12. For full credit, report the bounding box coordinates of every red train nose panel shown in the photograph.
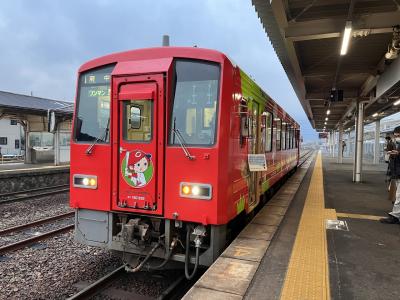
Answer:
[111,74,166,216]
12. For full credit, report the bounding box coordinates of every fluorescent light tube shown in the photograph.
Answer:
[340,21,352,56]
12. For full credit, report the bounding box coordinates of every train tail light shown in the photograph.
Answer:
[180,183,212,200]
[73,175,98,189]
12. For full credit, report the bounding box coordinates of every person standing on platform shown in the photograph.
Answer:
[342,140,346,157]
[381,127,400,224]
[384,135,396,163]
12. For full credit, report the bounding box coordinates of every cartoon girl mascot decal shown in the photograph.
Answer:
[123,150,153,188]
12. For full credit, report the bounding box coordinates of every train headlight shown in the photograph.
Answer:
[182,185,191,195]
[73,174,98,189]
[191,186,200,196]
[180,182,212,200]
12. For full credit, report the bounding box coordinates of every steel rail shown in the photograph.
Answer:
[0,184,69,198]
[0,211,74,236]
[0,187,70,205]
[298,150,314,167]
[157,275,187,300]
[68,265,188,300]
[0,224,74,255]
[66,265,126,300]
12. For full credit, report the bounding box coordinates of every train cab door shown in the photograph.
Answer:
[115,77,164,215]
[248,101,260,208]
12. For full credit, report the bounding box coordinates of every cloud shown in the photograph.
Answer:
[0,0,316,141]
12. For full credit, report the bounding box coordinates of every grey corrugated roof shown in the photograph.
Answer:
[0,90,73,114]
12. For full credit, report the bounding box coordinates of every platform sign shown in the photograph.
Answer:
[248,154,267,171]
[319,132,328,139]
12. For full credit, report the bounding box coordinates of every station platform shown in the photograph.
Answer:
[184,151,400,300]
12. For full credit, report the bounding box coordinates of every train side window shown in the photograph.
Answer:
[290,127,295,149]
[123,100,152,142]
[288,126,292,149]
[275,118,281,150]
[265,112,272,152]
[281,123,286,150]
[292,127,295,149]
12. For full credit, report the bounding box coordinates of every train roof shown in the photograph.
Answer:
[79,46,299,128]
[79,47,232,73]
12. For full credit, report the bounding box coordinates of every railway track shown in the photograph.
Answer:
[0,212,74,255]
[299,150,314,166]
[0,184,70,205]
[67,265,187,300]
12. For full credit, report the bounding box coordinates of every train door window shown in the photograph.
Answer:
[281,123,286,150]
[123,100,152,142]
[264,112,272,152]
[287,126,292,149]
[275,118,281,150]
[130,106,141,129]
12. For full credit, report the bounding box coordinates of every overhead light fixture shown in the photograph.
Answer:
[340,21,352,56]
[325,117,328,121]
[372,112,378,117]
[327,109,331,115]
[324,122,327,125]
[394,99,400,106]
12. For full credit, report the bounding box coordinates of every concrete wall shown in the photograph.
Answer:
[0,167,69,194]
[0,118,24,156]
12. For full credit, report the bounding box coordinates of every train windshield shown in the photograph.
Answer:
[169,60,220,146]
[74,64,115,143]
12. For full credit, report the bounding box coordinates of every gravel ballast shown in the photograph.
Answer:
[0,193,72,230]
[0,232,121,300]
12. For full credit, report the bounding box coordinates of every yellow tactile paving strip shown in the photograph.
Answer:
[280,151,334,300]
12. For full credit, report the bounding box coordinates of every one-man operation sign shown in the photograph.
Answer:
[248,154,267,171]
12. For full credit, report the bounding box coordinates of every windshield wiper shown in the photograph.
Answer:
[85,118,110,155]
[172,128,195,160]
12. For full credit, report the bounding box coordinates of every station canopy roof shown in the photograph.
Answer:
[252,0,400,131]
[0,90,73,118]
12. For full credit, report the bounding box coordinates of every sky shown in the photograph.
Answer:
[0,0,317,141]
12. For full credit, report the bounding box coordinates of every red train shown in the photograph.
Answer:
[70,47,300,277]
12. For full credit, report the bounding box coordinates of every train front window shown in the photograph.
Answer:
[169,60,220,146]
[74,65,115,143]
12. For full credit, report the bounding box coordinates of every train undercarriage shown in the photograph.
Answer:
[75,209,227,279]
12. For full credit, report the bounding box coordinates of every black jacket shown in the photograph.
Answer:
[389,143,400,178]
